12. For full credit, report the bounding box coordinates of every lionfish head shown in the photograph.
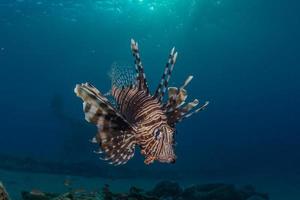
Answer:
[154,125,177,164]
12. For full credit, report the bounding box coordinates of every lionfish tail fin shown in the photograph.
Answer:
[154,46,178,102]
[74,83,136,165]
[131,39,149,94]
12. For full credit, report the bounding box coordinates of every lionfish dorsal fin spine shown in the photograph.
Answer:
[163,75,193,110]
[154,47,178,102]
[131,39,149,94]
[164,74,209,126]
[180,75,193,90]
[182,101,209,119]
[176,101,210,124]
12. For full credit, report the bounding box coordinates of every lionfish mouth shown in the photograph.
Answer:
[157,155,176,164]
[156,147,177,163]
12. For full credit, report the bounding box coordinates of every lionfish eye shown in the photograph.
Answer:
[154,129,161,140]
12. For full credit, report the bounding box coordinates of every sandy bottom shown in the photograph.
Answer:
[1,169,300,200]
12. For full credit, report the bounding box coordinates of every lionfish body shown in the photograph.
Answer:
[74,39,209,165]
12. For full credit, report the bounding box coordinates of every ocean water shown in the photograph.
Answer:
[0,0,299,199]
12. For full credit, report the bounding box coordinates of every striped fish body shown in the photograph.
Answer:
[74,39,209,165]
[112,86,175,164]
[112,86,165,125]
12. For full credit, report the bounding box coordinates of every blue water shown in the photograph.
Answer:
[0,0,300,198]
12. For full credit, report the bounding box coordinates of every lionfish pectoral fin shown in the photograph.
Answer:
[131,39,149,93]
[74,83,136,165]
[99,132,137,165]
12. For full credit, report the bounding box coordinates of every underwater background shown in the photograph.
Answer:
[0,0,299,199]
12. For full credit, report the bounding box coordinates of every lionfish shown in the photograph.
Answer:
[74,39,209,165]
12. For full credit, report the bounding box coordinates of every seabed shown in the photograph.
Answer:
[1,169,300,200]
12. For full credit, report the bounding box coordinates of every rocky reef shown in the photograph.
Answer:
[0,181,10,200]
[148,181,269,200]
[2,180,268,200]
